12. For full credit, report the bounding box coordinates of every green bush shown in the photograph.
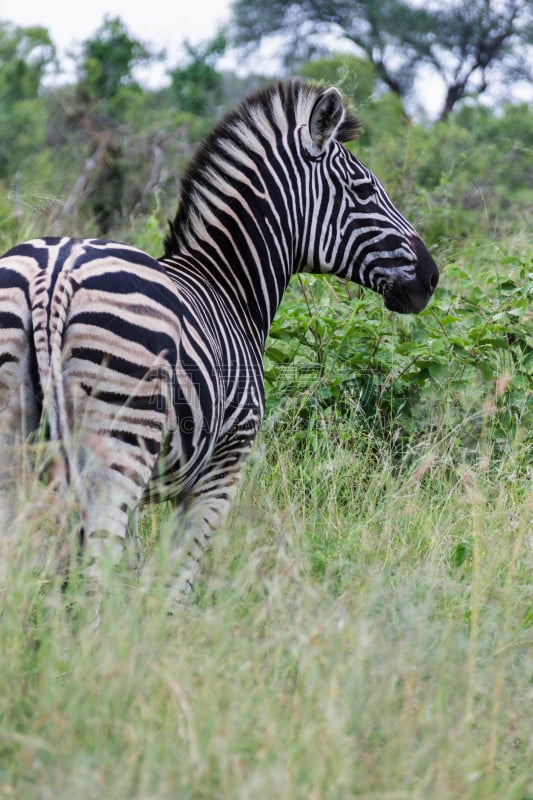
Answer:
[265,249,533,462]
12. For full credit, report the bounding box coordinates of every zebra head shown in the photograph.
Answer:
[299,87,439,314]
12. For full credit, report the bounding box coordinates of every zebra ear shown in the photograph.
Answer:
[307,87,345,154]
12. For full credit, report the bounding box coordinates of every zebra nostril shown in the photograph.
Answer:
[410,237,439,296]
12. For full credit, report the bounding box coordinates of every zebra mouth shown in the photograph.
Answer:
[383,284,432,314]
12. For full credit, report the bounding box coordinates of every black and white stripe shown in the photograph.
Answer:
[0,82,438,599]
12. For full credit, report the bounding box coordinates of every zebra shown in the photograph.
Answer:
[0,81,438,604]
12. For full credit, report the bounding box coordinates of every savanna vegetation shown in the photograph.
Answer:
[0,7,532,798]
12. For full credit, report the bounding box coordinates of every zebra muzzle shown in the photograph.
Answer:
[385,238,439,314]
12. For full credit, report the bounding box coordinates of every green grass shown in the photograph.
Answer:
[1,404,531,800]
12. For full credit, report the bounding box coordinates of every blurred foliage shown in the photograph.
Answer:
[169,33,228,116]
[0,23,55,179]
[0,19,531,243]
[0,22,56,103]
[76,16,159,104]
[298,55,377,108]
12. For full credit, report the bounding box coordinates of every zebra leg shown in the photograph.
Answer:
[60,391,165,601]
[170,486,239,599]
[165,440,253,606]
[70,431,160,590]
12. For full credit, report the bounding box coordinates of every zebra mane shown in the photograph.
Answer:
[163,81,361,256]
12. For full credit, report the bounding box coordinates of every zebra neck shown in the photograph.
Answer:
[161,247,291,350]
[163,222,295,349]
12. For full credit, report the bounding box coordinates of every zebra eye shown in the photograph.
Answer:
[354,179,376,201]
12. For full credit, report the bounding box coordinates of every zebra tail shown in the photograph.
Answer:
[32,266,76,484]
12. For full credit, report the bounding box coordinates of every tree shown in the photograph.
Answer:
[298,54,378,108]
[228,0,533,118]
[0,22,56,179]
[412,0,533,118]
[76,16,157,102]
[0,22,56,103]
[56,17,162,232]
[168,33,228,116]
